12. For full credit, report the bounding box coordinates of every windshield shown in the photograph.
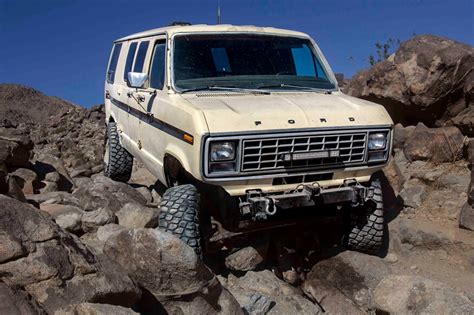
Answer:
[172,34,336,92]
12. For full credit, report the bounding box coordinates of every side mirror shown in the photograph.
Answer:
[128,72,148,88]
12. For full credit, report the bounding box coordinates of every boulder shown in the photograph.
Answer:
[55,303,138,315]
[225,246,265,272]
[26,191,81,207]
[223,270,321,314]
[373,275,474,314]
[304,250,392,309]
[0,127,33,168]
[72,175,146,213]
[468,139,474,169]
[397,218,451,249]
[451,106,474,136]
[116,203,159,228]
[10,168,38,194]
[404,123,464,163]
[0,195,141,313]
[399,179,427,208]
[459,203,474,231]
[33,153,74,192]
[39,203,85,233]
[303,277,365,314]
[103,228,242,314]
[6,176,27,202]
[345,35,474,130]
[0,282,45,315]
[393,123,415,149]
[82,208,117,232]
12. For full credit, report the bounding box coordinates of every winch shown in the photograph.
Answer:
[239,179,372,221]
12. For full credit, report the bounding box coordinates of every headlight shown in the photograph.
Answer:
[368,133,387,150]
[210,142,235,161]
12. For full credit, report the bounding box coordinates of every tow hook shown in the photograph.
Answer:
[240,181,368,221]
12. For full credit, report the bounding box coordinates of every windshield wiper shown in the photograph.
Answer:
[257,83,332,94]
[181,85,270,95]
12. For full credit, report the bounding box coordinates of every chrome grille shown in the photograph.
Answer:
[241,132,367,172]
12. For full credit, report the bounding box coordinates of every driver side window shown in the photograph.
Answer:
[149,40,166,89]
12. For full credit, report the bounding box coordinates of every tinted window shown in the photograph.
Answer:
[124,42,137,82]
[107,43,122,84]
[133,41,149,72]
[150,41,166,89]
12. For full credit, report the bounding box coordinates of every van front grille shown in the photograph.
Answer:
[241,132,367,172]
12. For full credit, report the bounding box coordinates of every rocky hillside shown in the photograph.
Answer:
[1,35,474,313]
[0,84,78,127]
[345,35,473,135]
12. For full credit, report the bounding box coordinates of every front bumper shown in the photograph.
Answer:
[239,179,373,221]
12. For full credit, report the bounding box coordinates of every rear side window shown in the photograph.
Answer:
[124,42,138,82]
[149,41,166,89]
[133,41,149,72]
[107,43,122,84]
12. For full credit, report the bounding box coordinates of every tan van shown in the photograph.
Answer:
[104,24,393,256]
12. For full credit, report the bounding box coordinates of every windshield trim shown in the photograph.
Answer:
[169,31,339,94]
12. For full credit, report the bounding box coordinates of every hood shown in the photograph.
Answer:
[181,91,393,134]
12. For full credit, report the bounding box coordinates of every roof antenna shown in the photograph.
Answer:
[217,0,222,24]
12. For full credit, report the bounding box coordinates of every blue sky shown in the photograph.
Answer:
[1,0,472,107]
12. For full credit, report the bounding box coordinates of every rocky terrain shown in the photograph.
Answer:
[1,34,474,314]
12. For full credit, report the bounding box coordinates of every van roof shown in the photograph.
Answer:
[114,24,310,42]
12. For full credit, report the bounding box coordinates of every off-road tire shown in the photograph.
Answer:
[158,184,202,256]
[103,121,133,182]
[345,179,384,254]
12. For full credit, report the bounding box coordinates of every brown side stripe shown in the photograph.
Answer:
[110,97,194,145]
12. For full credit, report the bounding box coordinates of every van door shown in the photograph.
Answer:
[105,42,131,142]
[132,37,168,183]
[124,40,150,151]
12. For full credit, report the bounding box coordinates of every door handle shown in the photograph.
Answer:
[105,90,111,99]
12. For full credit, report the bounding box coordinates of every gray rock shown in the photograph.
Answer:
[6,176,27,202]
[303,277,365,314]
[0,282,45,315]
[82,208,116,232]
[400,179,427,208]
[0,127,33,168]
[103,228,242,314]
[55,303,138,315]
[45,171,61,183]
[398,218,451,249]
[97,223,127,243]
[26,191,81,207]
[34,153,74,192]
[393,123,415,149]
[393,149,411,186]
[116,203,159,228]
[459,203,474,231]
[225,270,321,314]
[304,250,392,309]
[73,175,146,212]
[373,275,474,314]
[39,203,84,233]
[225,246,265,272]
[438,173,471,194]
[10,167,38,194]
[0,195,140,313]
[39,180,59,193]
[73,176,93,188]
[134,186,153,204]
